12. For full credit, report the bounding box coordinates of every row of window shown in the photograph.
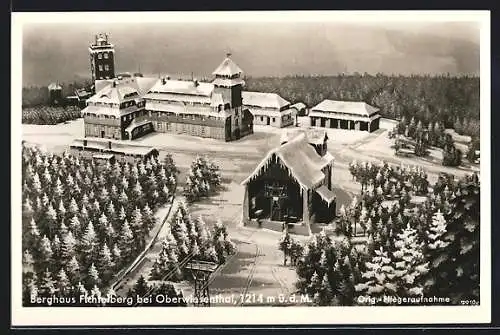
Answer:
[98,64,111,71]
[97,52,110,60]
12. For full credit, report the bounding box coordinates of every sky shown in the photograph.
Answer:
[22,21,480,87]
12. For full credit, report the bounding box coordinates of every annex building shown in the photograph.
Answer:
[309,100,381,132]
[242,91,295,128]
[241,128,336,235]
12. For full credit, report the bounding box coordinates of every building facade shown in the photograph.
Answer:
[89,33,116,83]
[141,54,253,141]
[309,100,381,132]
[242,91,295,128]
[241,129,336,235]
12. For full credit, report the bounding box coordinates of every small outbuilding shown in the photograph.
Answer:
[309,100,381,132]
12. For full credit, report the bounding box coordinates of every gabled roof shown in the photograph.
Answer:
[212,56,243,76]
[241,133,334,190]
[242,91,290,109]
[311,100,379,117]
[87,82,140,104]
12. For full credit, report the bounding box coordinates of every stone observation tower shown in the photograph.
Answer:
[89,33,115,83]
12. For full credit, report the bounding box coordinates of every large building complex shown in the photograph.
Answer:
[241,128,336,235]
[309,100,381,132]
[242,91,295,128]
[141,54,253,141]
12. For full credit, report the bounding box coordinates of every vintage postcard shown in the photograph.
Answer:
[11,10,490,326]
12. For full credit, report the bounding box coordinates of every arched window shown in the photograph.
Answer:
[104,52,108,59]
[97,53,102,59]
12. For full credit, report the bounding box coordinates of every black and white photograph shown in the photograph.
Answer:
[11,10,490,325]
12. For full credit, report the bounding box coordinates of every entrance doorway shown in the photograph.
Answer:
[267,117,270,125]
[101,130,105,138]
[270,197,282,221]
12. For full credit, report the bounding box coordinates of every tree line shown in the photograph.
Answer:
[245,74,479,138]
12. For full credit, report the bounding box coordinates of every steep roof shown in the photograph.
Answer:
[311,100,379,117]
[212,56,243,76]
[87,82,140,104]
[241,133,334,190]
[242,91,290,109]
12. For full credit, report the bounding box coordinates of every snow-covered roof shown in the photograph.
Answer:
[242,91,290,110]
[95,77,159,97]
[241,133,334,190]
[88,79,143,105]
[212,77,245,87]
[212,56,243,76]
[48,83,62,90]
[311,100,379,117]
[291,102,307,110]
[316,185,336,204]
[148,79,214,97]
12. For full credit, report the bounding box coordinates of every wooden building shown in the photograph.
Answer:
[142,54,253,141]
[310,100,381,132]
[81,75,157,140]
[242,91,295,128]
[241,129,336,235]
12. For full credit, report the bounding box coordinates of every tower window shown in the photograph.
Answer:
[104,52,108,59]
[98,53,102,59]
[104,64,109,71]
[98,65,103,71]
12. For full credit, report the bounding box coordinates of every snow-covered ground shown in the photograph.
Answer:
[22,118,84,152]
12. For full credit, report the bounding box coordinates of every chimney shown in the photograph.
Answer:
[226,52,232,58]
[194,78,199,87]
[161,77,166,85]
[112,80,117,88]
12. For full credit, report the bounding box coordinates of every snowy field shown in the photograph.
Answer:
[22,118,84,152]
[296,116,372,145]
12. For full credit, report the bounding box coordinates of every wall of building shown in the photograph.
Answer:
[152,120,226,140]
[84,123,122,139]
[310,115,380,133]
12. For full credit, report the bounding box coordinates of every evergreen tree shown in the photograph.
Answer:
[86,263,100,288]
[133,275,149,297]
[39,268,56,298]
[392,224,429,299]
[56,269,71,296]
[354,247,397,305]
